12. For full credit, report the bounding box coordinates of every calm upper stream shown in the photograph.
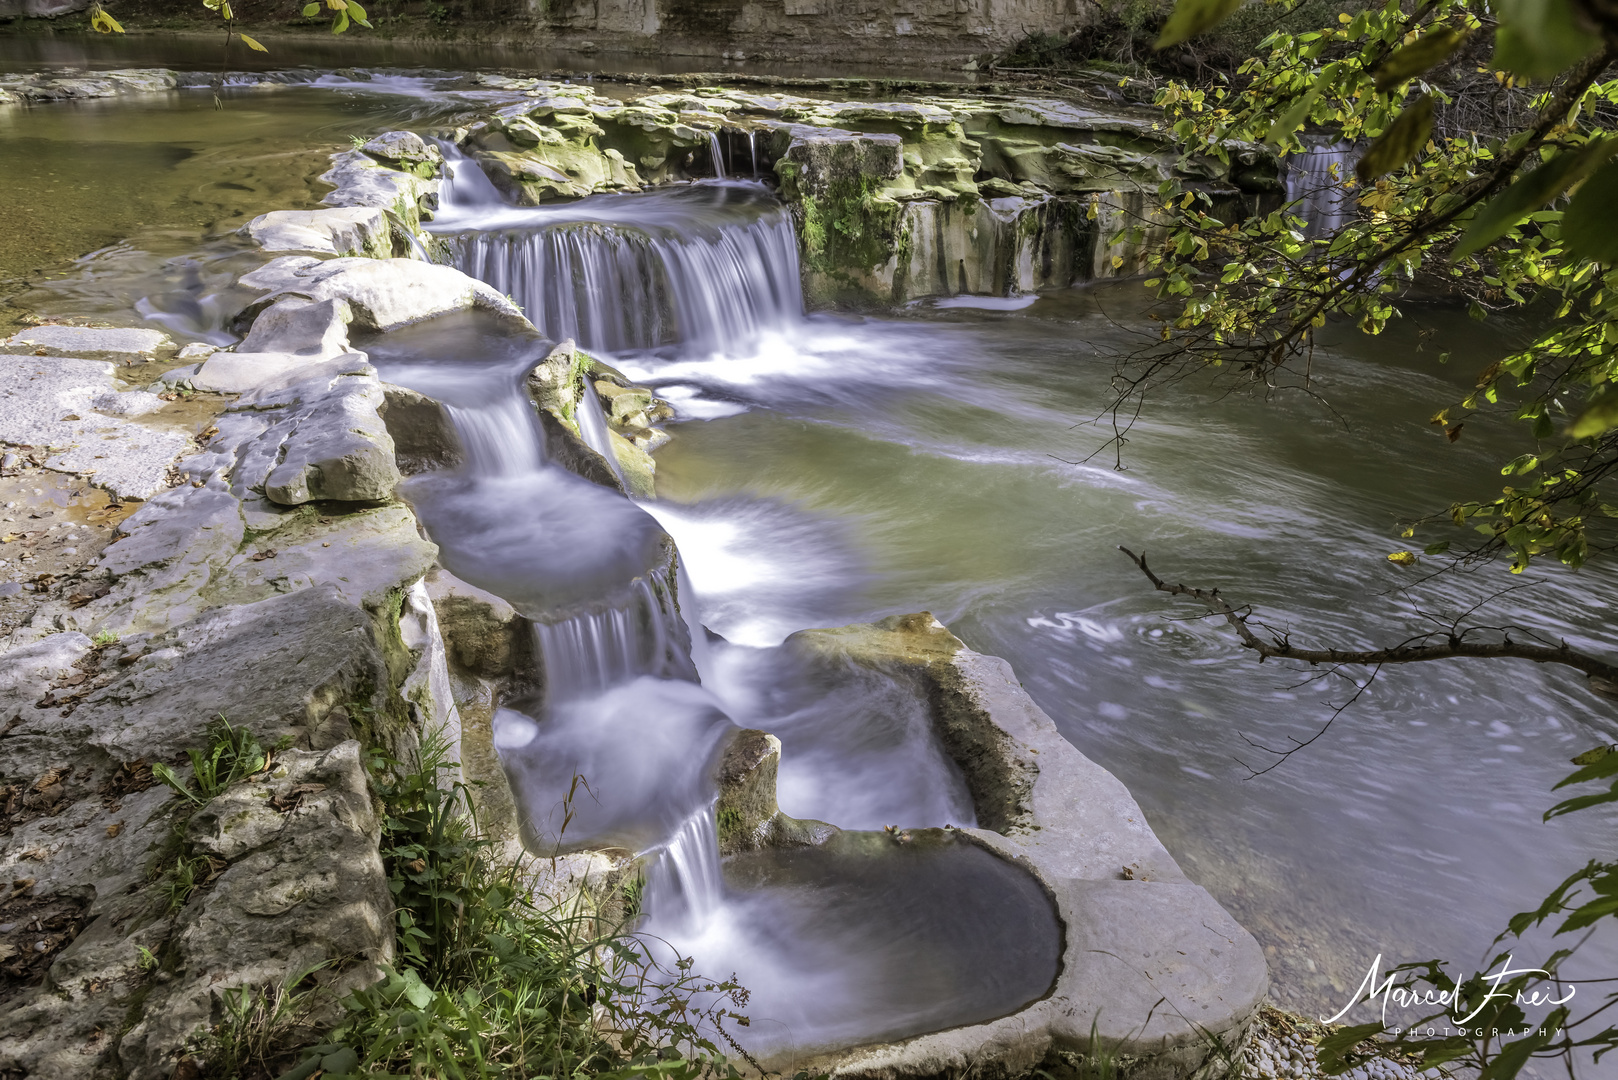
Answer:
[5,53,1617,1043]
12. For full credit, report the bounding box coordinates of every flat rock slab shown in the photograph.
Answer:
[0,68,176,104]
[0,356,191,500]
[2,325,171,360]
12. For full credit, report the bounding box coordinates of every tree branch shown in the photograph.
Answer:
[1118,546,1618,691]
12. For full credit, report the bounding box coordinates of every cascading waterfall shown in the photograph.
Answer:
[1286,140,1356,236]
[574,383,627,487]
[531,575,690,703]
[708,132,727,180]
[371,162,1061,1058]
[443,396,546,476]
[429,148,803,355]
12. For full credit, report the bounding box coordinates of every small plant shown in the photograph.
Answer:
[161,854,213,912]
[135,944,159,973]
[91,629,118,647]
[192,962,334,1079]
[349,134,367,150]
[152,716,271,805]
[274,735,754,1079]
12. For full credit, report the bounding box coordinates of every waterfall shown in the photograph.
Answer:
[575,381,628,488]
[1286,141,1356,237]
[532,575,694,704]
[435,142,508,209]
[747,130,758,179]
[428,148,804,355]
[642,806,724,934]
[709,132,727,180]
[443,396,545,476]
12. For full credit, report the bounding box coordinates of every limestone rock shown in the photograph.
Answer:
[320,149,438,232]
[380,385,464,475]
[242,296,354,357]
[425,566,523,680]
[244,208,393,258]
[192,349,363,395]
[363,130,443,171]
[0,354,192,500]
[0,69,175,102]
[2,324,169,359]
[715,728,838,856]
[260,374,401,505]
[121,741,391,1080]
[239,256,528,333]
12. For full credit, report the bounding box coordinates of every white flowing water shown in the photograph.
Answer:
[1286,139,1357,236]
[430,149,802,354]
[363,292,1050,1057]
[574,378,627,487]
[26,76,1614,1050]
[416,169,1618,1031]
[708,131,727,180]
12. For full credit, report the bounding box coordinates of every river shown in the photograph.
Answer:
[3,52,1615,1038]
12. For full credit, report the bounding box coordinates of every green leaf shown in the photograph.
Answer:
[1267,68,1332,144]
[1374,26,1469,91]
[1480,1009,1564,1079]
[1570,385,1618,439]
[320,1047,361,1075]
[237,31,266,51]
[401,968,435,1009]
[1452,139,1618,260]
[1355,94,1435,182]
[1492,0,1598,81]
[331,7,349,32]
[346,0,370,25]
[1561,159,1618,263]
[1155,0,1244,49]
[302,2,318,13]
[1316,1022,1385,1074]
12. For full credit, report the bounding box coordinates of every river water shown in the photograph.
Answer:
[5,61,1617,1045]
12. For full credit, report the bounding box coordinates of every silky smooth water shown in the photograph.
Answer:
[10,74,1616,1041]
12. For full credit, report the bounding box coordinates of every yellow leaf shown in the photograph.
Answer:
[1387,551,1419,567]
[237,31,267,51]
[1111,255,1125,269]
[89,6,124,32]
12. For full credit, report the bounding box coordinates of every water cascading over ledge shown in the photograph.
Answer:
[435,179,804,354]
[360,128,1267,1075]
